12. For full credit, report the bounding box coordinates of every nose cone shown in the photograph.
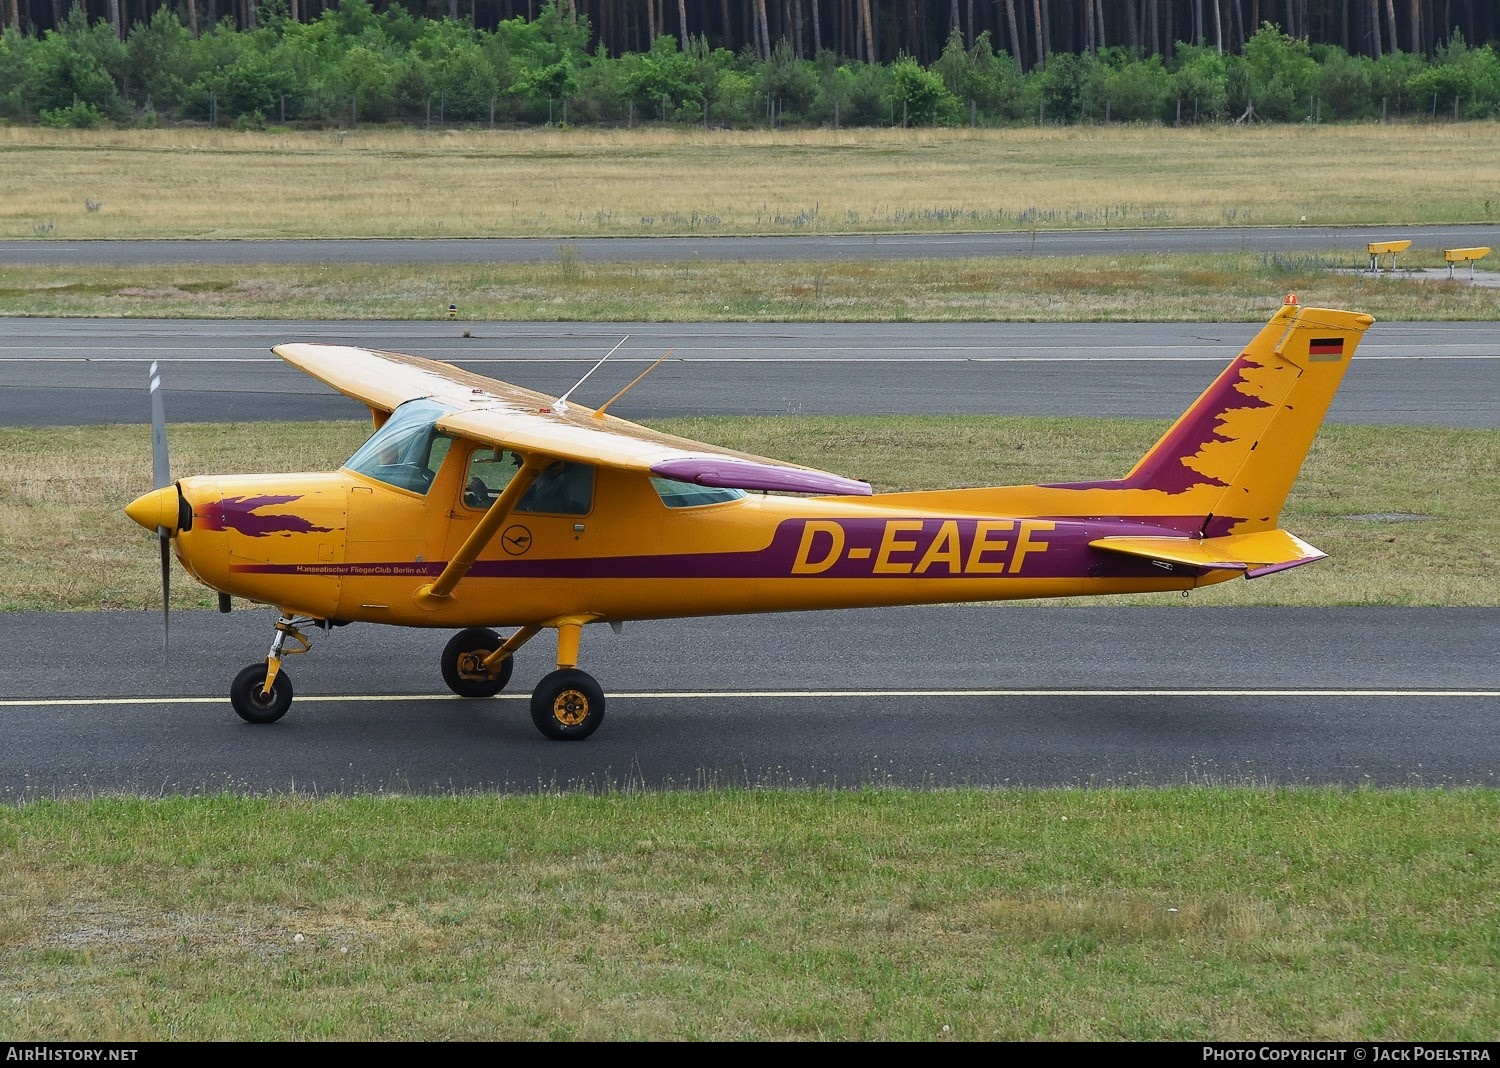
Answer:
[126,486,180,533]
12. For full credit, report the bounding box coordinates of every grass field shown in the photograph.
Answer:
[5,253,1499,322]
[4,124,1500,241]
[4,123,1497,324]
[2,790,1496,1041]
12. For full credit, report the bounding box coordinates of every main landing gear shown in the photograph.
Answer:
[437,620,606,741]
[229,615,607,741]
[527,669,606,742]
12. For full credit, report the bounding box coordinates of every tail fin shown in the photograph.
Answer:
[873,302,1373,553]
[1056,301,1373,536]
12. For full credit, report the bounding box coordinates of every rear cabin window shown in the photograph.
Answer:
[650,477,746,508]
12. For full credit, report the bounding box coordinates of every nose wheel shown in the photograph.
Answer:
[230,663,293,724]
[229,614,312,725]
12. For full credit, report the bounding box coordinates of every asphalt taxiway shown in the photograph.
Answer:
[2,606,1495,798]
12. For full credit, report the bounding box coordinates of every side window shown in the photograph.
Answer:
[461,451,596,516]
[518,460,594,516]
[650,476,747,508]
[463,448,520,509]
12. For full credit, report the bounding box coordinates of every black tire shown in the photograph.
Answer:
[530,669,606,741]
[230,663,293,724]
[441,627,514,698]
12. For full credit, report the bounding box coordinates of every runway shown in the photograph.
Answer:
[3,317,1497,427]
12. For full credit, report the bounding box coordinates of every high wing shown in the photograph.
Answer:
[273,342,872,497]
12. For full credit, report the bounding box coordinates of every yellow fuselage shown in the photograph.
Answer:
[162,457,1217,630]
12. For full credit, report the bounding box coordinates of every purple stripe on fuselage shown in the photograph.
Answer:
[230,517,1207,582]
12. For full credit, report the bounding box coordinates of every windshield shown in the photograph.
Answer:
[344,398,456,495]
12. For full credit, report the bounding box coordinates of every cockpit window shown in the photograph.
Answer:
[650,476,746,508]
[461,451,596,516]
[344,398,456,495]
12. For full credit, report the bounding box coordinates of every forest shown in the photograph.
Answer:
[2,0,1499,128]
[5,2,1500,64]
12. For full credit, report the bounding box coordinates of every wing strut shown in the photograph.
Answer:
[414,457,547,609]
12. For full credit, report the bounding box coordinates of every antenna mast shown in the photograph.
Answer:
[553,336,629,413]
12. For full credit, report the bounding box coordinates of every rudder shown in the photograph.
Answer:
[1109,302,1373,536]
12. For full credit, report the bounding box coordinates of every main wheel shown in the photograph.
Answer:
[530,669,606,741]
[230,663,293,724]
[441,627,514,698]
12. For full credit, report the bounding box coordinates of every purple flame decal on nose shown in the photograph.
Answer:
[200,495,335,538]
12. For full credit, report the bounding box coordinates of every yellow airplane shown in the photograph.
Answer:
[126,297,1373,741]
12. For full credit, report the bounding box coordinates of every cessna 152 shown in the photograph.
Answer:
[126,298,1372,741]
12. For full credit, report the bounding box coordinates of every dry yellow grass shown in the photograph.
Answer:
[3,123,1499,240]
[2,418,1494,611]
[4,254,1498,322]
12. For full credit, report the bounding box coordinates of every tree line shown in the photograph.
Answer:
[3,0,1498,129]
[6,1,1500,66]
[4,2,1499,67]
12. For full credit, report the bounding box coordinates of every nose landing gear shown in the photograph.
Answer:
[230,662,293,724]
[229,615,313,724]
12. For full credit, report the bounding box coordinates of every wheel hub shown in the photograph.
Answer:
[552,690,589,726]
[458,650,493,680]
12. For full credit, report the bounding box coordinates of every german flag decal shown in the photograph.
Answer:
[1308,337,1344,361]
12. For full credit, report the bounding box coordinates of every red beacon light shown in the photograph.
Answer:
[1284,292,1299,305]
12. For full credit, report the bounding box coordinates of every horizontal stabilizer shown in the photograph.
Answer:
[1090,529,1326,578]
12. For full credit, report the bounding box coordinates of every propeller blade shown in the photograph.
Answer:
[149,360,170,489]
[149,360,172,652]
[160,530,171,652]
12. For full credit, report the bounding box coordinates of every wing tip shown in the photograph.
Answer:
[652,457,872,496]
